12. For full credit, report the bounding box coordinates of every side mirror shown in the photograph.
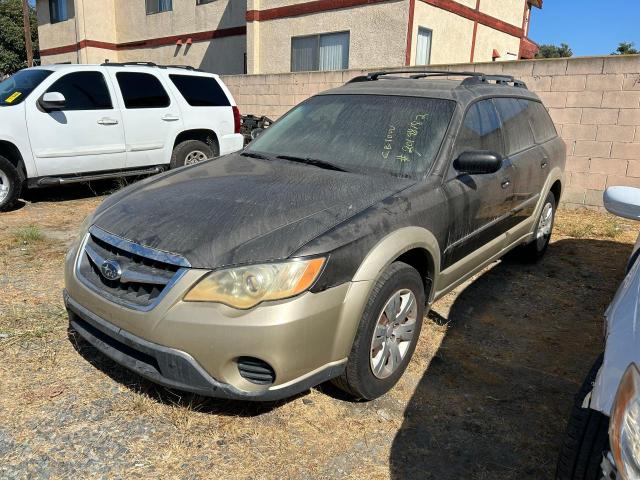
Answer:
[250,128,264,140]
[453,151,503,175]
[39,91,66,111]
[604,186,640,220]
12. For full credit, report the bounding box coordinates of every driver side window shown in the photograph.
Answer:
[453,99,504,160]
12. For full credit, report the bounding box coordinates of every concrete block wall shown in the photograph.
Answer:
[222,55,640,209]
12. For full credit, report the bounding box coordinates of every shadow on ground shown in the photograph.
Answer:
[390,238,631,480]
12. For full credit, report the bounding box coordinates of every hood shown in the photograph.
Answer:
[93,154,415,268]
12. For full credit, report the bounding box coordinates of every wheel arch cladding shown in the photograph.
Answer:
[0,141,26,180]
[352,226,440,302]
[174,129,219,152]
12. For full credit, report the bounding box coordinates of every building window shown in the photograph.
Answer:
[415,27,432,65]
[291,32,350,72]
[49,0,69,23]
[146,0,172,15]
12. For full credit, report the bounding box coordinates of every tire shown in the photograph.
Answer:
[517,190,556,262]
[0,155,22,212]
[170,140,216,169]
[556,354,610,480]
[332,261,425,400]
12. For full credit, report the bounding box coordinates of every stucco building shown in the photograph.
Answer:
[37,0,542,74]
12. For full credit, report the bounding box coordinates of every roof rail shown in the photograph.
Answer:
[100,61,204,72]
[460,74,528,89]
[346,69,528,89]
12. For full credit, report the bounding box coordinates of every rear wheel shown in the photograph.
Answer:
[170,140,216,169]
[0,155,22,212]
[332,262,425,400]
[556,354,610,480]
[518,190,556,262]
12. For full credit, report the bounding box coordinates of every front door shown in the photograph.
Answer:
[442,99,514,269]
[25,70,126,177]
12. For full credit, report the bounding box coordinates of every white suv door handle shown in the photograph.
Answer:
[161,114,180,122]
[97,118,119,126]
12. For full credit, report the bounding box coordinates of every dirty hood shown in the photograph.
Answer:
[92,154,415,268]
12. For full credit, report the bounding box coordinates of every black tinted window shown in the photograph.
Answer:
[116,72,170,109]
[524,100,557,143]
[46,71,112,111]
[494,98,535,155]
[247,94,455,178]
[169,74,230,107]
[454,100,504,158]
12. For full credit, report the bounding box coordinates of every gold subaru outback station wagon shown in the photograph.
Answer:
[64,71,566,401]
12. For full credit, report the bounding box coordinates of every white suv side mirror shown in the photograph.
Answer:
[604,186,640,220]
[39,91,66,111]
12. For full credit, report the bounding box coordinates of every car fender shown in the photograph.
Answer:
[329,227,440,360]
[589,254,640,416]
[0,105,37,178]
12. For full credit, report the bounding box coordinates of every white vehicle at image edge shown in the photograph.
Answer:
[556,186,640,480]
[0,62,244,211]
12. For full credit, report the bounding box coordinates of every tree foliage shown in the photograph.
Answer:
[612,42,639,56]
[535,43,573,59]
[0,0,39,76]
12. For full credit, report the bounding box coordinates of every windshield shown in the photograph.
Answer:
[0,69,53,107]
[246,94,456,177]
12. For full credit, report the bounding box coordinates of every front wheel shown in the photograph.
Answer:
[332,262,425,400]
[0,155,22,212]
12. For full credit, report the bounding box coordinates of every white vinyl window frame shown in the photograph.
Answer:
[291,31,350,72]
[415,26,433,66]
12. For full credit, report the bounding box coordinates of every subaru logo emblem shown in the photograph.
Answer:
[100,259,122,281]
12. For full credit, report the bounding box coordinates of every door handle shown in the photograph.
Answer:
[97,118,119,125]
[161,114,180,122]
[501,179,511,189]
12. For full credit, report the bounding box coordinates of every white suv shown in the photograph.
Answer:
[0,62,244,211]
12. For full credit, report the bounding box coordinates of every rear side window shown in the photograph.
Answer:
[46,71,112,111]
[116,72,170,109]
[493,98,535,155]
[454,99,504,158]
[524,100,557,143]
[169,74,230,107]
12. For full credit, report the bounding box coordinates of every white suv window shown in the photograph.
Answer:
[116,72,170,109]
[46,71,113,111]
[169,75,230,107]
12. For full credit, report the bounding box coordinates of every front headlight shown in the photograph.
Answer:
[183,258,326,309]
[610,363,640,480]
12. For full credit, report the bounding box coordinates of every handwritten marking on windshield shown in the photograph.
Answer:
[398,113,429,162]
[382,125,396,159]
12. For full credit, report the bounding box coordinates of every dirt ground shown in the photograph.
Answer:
[0,184,636,480]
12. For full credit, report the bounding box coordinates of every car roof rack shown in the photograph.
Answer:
[347,69,528,89]
[100,61,203,72]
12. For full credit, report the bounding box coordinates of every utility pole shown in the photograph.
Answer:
[22,0,33,67]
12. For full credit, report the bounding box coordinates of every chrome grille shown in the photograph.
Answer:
[77,226,189,309]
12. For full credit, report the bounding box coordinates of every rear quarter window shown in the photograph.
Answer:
[169,75,231,107]
[525,100,558,143]
[493,97,536,155]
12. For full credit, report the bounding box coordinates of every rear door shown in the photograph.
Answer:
[25,70,126,176]
[442,99,515,269]
[107,69,184,168]
[493,98,542,225]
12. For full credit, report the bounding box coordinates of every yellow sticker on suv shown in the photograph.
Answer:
[4,92,22,104]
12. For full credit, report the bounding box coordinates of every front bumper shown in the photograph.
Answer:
[65,292,345,400]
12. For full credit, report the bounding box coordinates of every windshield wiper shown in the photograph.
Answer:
[276,155,349,172]
[241,151,273,160]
